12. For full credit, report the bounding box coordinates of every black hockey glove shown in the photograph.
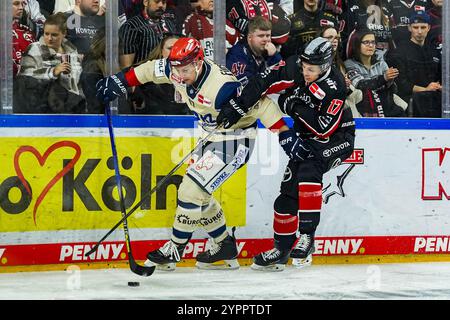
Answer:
[278,128,311,161]
[279,94,302,116]
[216,98,247,129]
[96,71,128,103]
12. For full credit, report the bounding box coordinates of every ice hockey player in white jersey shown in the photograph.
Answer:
[96,37,299,271]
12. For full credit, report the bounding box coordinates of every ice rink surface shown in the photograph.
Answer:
[1,262,450,300]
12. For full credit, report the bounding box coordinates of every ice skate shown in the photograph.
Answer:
[251,247,290,272]
[195,232,239,270]
[144,240,187,271]
[290,232,315,268]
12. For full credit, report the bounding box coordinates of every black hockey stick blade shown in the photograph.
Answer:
[129,252,155,277]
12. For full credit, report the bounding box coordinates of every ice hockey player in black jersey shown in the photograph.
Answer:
[217,37,355,271]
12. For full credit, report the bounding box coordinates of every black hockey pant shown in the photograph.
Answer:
[273,131,355,250]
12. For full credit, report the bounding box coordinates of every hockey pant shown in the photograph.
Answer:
[273,131,355,250]
[171,137,254,245]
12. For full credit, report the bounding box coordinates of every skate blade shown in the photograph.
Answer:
[291,255,312,269]
[251,263,285,272]
[195,259,240,270]
[144,259,176,271]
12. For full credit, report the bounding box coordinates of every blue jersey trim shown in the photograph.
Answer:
[214,81,242,111]
[164,58,171,78]
[186,59,211,99]
[0,115,449,130]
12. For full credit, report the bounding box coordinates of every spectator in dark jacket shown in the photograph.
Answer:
[426,0,442,52]
[64,0,105,58]
[80,28,106,114]
[226,16,282,87]
[386,11,442,117]
[129,33,191,115]
[119,0,178,69]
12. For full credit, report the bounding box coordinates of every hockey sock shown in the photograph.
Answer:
[172,175,214,243]
[201,198,228,243]
[273,194,299,250]
[298,182,322,234]
[171,199,208,244]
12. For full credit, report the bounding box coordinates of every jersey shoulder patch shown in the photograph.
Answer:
[309,83,326,100]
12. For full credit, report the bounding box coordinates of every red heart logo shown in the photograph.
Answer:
[13,141,81,226]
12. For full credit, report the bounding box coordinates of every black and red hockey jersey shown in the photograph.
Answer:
[384,0,429,45]
[226,0,272,35]
[343,0,392,54]
[235,55,355,139]
[12,21,35,76]
[427,6,442,51]
[281,8,338,58]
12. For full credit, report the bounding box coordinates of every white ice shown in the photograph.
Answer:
[1,262,450,300]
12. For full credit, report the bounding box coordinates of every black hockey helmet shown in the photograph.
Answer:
[300,37,334,74]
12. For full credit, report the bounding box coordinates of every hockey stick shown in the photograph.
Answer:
[85,122,223,257]
[103,104,155,277]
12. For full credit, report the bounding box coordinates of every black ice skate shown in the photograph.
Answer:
[144,240,187,271]
[251,247,291,272]
[195,230,239,270]
[290,232,315,268]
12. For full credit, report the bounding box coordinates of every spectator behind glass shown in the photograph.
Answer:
[13,0,36,76]
[80,29,132,114]
[129,34,191,115]
[226,16,282,87]
[226,0,272,37]
[80,28,106,113]
[385,11,442,118]
[22,0,46,38]
[344,29,407,117]
[343,0,393,58]
[426,0,442,52]
[55,0,105,14]
[319,25,346,74]
[319,25,365,118]
[384,0,428,47]
[167,0,193,31]
[64,0,105,59]
[54,0,75,13]
[14,13,85,113]
[37,0,55,18]
[120,0,145,19]
[183,0,214,59]
[119,0,178,69]
[280,0,337,58]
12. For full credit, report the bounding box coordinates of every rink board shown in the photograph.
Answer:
[0,116,449,270]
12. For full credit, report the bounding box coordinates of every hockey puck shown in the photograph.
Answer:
[127,281,140,287]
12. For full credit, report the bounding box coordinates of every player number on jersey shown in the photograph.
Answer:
[327,99,344,116]
[193,111,215,124]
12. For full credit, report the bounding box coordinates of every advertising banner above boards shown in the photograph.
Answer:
[0,116,449,269]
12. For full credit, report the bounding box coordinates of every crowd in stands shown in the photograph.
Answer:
[11,0,444,117]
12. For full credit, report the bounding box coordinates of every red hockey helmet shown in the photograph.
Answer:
[168,37,205,67]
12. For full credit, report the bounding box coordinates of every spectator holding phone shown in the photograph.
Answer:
[15,13,85,113]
